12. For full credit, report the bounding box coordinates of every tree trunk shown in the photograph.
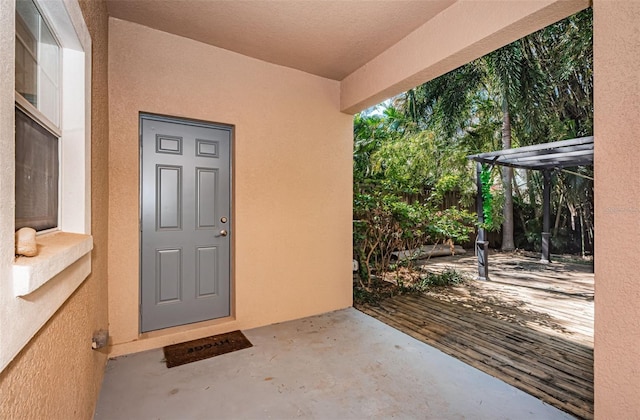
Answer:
[512,172,527,231]
[579,208,586,258]
[501,104,516,251]
[554,192,564,236]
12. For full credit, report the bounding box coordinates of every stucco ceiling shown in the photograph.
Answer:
[106,0,456,81]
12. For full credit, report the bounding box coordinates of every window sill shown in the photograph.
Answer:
[12,232,93,297]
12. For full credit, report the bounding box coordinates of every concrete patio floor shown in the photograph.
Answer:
[95,308,573,419]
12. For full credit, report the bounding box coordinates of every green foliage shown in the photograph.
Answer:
[353,113,391,185]
[353,8,593,282]
[371,131,437,195]
[353,191,475,287]
[353,268,469,306]
[353,280,393,306]
[416,268,470,289]
[427,208,476,244]
[480,165,494,227]
[394,9,592,252]
[366,130,475,201]
[475,165,504,232]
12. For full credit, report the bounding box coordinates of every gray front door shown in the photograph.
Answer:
[140,114,231,332]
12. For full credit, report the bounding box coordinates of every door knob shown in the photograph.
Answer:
[217,229,228,237]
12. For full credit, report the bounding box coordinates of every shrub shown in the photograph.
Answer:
[353,190,475,288]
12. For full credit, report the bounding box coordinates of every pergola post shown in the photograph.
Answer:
[541,169,552,263]
[476,162,489,280]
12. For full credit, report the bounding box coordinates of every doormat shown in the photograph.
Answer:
[163,331,252,368]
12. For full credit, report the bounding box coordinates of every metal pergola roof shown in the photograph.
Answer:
[467,136,593,170]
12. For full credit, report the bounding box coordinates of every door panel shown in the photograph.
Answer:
[157,248,182,303]
[157,165,182,230]
[196,246,218,297]
[196,168,217,228]
[140,114,231,332]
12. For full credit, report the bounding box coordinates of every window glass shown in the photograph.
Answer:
[15,0,60,126]
[15,108,59,231]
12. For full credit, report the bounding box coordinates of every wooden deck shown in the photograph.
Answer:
[356,252,594,419]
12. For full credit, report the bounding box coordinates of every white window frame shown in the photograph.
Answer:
[0,0,92,373]
[15,0,91,234]
[15,0,63,232]
[39,0,91,234]
[15,0,62,130]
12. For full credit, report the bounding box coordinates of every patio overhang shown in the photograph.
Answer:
[468,136,594,279]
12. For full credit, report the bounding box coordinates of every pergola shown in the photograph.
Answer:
[467,136,594,280]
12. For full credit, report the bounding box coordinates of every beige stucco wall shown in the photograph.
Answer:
[0,0,110,418]
[107,18,353,355]
[593,1,640,418]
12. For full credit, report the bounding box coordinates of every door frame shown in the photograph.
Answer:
[138,112,235,333]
